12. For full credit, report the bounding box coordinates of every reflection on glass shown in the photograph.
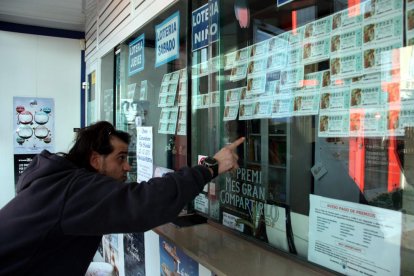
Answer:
[190,0,414,274]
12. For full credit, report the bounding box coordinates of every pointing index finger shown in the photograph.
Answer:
[227,137,245,150]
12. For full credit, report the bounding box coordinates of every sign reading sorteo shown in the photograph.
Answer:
[155,11,180,67]
[128,34,145,76]
[191,0,219,51]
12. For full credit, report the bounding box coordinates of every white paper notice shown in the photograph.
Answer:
[136,127,153,182]
[308,194,402,276]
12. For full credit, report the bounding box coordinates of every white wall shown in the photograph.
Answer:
[0,31,82,208]
[86,0,176,64]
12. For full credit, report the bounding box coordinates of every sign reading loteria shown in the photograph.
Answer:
[155,11,180,67]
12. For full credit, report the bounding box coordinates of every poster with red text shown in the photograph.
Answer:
[13,97,54,154]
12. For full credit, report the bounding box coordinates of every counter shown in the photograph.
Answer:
[154,220,335,276]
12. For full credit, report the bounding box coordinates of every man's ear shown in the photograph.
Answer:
[90,151,102,171]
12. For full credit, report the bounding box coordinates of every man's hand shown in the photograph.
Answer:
[213,137,245,175]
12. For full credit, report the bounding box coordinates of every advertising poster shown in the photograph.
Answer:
[14,154,35,188]
[219,167,268,241]
[177,75,187,107]
[103,234,125,276]
[302,36,331,64]
[319,86,350,111]
[136,127,153,182]
[318,111,350,137]
[362,14,403,48]
[247,75,266,95]
[331,5,363,32]
[194,155,211,214]
[230,63,248,82]
[155,11,180,67]
[330,51,363,80]
[225,87,241,103]
[14,97,54,154]
[191,0,219,51]
[228,47,249,81]
[209,56,220,73]
[103,88,114,122]
[386,106,405,136]
[159,237,199,276]
[349,108,387,137]
[234,47,249,64]
[158,72,179,108]
[400,86,414,106]
[223,88,241,120]
[127,83,137,99]
[303,16,332,40]
[406,0,414,45]
[176,108,187,136]
[268,35,289,53]
[362,41,402,75]
[209,91,220,107]
[264,205,289,253]
[286,46,302,67]
[286,27,304,47]
[123,233,145,276]
[177,91,187,107]
[349,82,386,108]
[158,107,178,135]
[252,96,273,119]
[321,70,331,89]
[223,51,236,70]
[267,52,288,72]
[280,66,304,89]
[265,75,280,97]
[247,57,267,76]
[128,34,145,76]
[330,27,363,55]
[194,192,209,214]
[140,80,148,101]
[192,94,210,110]
[121,99,142,125]
[293,94,321,116]
[308,194,402,276]
[198,61,209,77]
[398,106,414,128]
[239,100,255,120]
[271,96,293,118]
[223,102,240,121]
[362,0,403,20]
[250,40,269,60]
[230,63,247,81]
[301,71,323,92]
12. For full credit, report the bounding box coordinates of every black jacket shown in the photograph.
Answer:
[0,150,211,276]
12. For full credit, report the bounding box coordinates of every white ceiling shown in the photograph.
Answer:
[0,0,87,32]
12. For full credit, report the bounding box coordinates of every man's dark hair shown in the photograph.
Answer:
[63,121,130,171]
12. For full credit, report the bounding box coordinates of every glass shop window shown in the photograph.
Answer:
[114,1,189,183]
[190,0,414,275]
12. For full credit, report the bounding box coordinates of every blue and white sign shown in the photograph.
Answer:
[192,0,219,51]
[155,11,180,67]
[129,34,145,76]
[277,0,294,7]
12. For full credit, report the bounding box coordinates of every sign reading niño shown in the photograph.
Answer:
[192,0,219,51]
